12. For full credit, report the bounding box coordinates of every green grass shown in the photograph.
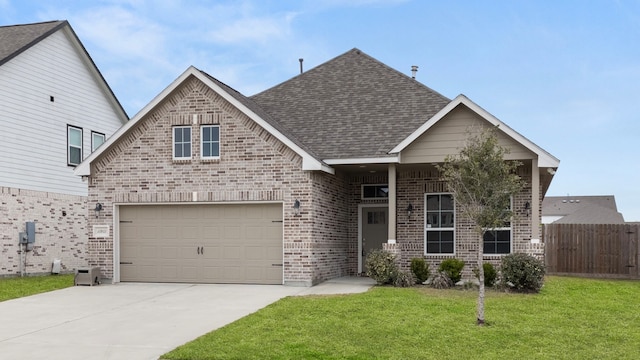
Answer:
[0,274,74,302]
[163,276,640,360]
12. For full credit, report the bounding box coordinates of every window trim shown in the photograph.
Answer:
[200,125,221,159]
[424,193,456,255]
[361,184,389,200]
[91,131,106,152]
[67,125,83,166]
[172,126,192,160]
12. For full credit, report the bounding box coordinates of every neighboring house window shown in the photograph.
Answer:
[67,125,83,166]
[173,126,192,159]
[425,193,455,254]
[362,184,389,200]
[91,131,105,152]
[483,199,513,254]
[201,125,220,159]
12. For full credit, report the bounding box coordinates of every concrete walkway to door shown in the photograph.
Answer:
[0,277,375,360]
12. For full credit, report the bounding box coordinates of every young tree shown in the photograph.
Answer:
[438,126,524,326]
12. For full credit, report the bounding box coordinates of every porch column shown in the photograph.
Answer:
[531,158,540,241]
[388,163,397,243]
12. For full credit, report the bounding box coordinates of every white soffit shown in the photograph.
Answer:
[389,94,560,168]
[324,156,399,165]
[75,66,333,176]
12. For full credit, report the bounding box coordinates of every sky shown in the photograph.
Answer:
[2,0,639,221]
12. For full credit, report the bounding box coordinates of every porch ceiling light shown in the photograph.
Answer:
[94,202,103,218]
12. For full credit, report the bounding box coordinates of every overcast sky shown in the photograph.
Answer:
[2,0,639,221]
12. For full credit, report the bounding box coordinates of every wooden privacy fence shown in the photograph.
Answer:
[544,223,640,279]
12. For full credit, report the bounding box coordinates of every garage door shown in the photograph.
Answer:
[119,203,283,284]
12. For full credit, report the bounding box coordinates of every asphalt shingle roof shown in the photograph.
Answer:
[251,48,451,159]
[0,20,65,66]
[197,69,323,161]
[542,195,625,224]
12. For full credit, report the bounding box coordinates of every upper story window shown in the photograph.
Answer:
[362,184,389,200]
[201,125,220,159]
[173,126,192,160]
[483,198,513,255]
[67,125,83,166]
[91,131,105,152]
[425,193,455,254]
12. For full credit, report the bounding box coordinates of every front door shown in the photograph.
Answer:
[361,206,389,273]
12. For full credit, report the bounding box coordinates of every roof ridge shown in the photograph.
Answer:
[252,48,450,102]
[0,20,64,29]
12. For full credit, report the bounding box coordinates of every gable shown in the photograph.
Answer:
[76,67,330,177]
[89,76,308,188]
[400,104,536,164]
[393,94,559,168]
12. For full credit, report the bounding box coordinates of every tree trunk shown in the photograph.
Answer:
[477,233,485,326]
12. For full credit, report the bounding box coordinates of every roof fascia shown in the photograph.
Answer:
[324,156,399,165]
[75,66,334,176]
[390,94,560,168]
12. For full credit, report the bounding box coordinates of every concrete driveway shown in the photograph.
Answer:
[0,277,374,360]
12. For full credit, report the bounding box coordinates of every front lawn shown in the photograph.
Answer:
[0,274,74,302]
[163,276,640,359]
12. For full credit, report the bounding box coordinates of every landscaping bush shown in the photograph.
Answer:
[473,262,498,287]
[501,253,546,292]
[430,271,453,289]
[410,258,430,284]
[393,270,415,288]
[438,258,465,284]
[365,249,398,285]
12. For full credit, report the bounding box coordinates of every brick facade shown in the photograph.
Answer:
[1,186,88,276]
[86,76,347,286]
[351,167,542,280]
[82,74,547,286]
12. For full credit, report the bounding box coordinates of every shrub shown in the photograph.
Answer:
[438,258,465,284]
[393,270,415,288]
[501,253,546,292]
[431,271,453,289]
[473,262,498,287]
[410,258,430,284]
[365,249,398,285]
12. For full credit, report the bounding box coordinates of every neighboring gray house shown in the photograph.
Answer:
[542,195,625,224]
[0,21,128,276]
[76,49,559,286]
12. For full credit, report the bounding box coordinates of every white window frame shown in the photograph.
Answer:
[424,193,455,255]
[200,125,220,159]
[483,197,513,255]
[67,125,83,166]
[91,131,106,152]
[173,126,192,160]
[361,184,389,200]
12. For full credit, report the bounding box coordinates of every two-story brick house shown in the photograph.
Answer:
[76,49,559,286]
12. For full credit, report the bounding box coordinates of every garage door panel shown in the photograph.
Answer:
[223,246,241,260]
[120,203,282,284]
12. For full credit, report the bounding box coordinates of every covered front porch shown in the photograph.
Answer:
[333,160,547,278]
